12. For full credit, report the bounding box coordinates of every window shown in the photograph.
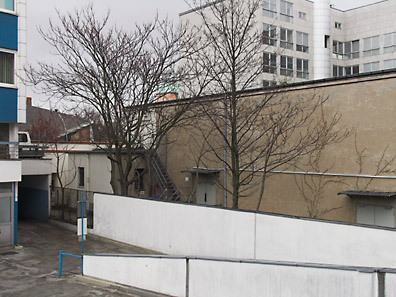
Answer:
[0,124,8,159]
[345,65,359,75]
[0,196,11,223]
[298,11,306,20]
[296,31,309,53]
[363,61,380,72]
[384,59,396,70]
[78,167,85,187]
[134,168,145,193]
[263,0,277,18]
[333,40,359,60]
[333,65,343,77]
[0,183,11,193]
[384,33,396,53]
[344,40,359,60]
[280,55,293,77]
[333,65,359,77]
[263,23,277,46]
[0,0,14,11]
[363,36,380,57]
[335,22,342,29]
[280,28,293,50]
[280,0,293,22]
[333,40,343,60]
[296,59,308,79]
[263,52,277,74]
[0,52,14,84]
[324,35,330,48]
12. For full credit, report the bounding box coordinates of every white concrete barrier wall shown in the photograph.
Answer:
[256,215,396,267]
[83,255,187,297]
[386,273,396,296]
[188,260,375,297]
[84,255,391,297]
[93,194,396,268]
[93,194,255,258]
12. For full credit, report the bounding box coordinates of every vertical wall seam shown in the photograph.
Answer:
[378,272,385,297]
[185,258,189,297]
[254,214,257,259]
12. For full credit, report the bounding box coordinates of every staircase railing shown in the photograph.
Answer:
[151,153,181,201]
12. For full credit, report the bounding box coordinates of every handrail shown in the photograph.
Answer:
[151,153,180,201]
[58,250,83,277]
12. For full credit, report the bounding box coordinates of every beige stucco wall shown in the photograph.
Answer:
[162,71,396,224]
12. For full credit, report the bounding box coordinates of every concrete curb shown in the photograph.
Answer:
[75,275,171,297]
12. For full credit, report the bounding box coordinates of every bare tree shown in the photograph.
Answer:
[28,110,78,219]
[254,99,350,211]
[182,0,349,210]
[293,146,346,218]
[354,132,396,190]
[27,5,196,196]
[182,0,266,208]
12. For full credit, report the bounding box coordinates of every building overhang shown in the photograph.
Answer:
[0,160,21,182]
[183,167,222,175]
[338,191,396,198]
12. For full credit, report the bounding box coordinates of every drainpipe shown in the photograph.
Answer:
[223,96,228,207]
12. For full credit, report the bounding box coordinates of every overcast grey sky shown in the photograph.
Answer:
[26,0,380,106]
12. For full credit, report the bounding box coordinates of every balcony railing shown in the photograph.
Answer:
[19,145,46,159]
[0,141,18,160]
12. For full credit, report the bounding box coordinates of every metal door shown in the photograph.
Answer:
[196,183,216,205]
[0,195,12,247]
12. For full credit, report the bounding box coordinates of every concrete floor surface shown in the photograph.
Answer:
[0,219,161,297]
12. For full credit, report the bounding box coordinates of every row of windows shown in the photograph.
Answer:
[263,24,309,53]
[333,59,396,77]
[264,53,309,79]
[263,0,297,23]
[0,51,14,84]
[333,33,396,61]
[333,65,360,77]
[333,40,359,60]
[0,0,14,11]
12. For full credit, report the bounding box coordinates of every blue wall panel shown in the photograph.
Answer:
[0,87,17,122]
[0,12,17,50]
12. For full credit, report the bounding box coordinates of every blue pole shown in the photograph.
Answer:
[81,192,84,275]
[58,250,63,277]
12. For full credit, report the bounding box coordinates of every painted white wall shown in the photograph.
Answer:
[255,214,396,267]
[84,255,187,297]
[386,273,396,296]
[93,194,255,258]
[93,194,396,269]
[21,159,52,175]
[0,161,21,182]
[188,259,375,297]
[83,254,387,297]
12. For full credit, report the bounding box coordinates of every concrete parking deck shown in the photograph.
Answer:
[0,219,162,297]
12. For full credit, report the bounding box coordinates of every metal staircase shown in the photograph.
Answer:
[151,153,181,201]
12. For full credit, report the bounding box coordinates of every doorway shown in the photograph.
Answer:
[196,183,216,205]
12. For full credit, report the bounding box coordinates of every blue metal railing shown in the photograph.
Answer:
[58,250,83,277]
[58,193,85,278]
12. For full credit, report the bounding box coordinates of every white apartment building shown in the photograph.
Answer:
[180,0,396,86]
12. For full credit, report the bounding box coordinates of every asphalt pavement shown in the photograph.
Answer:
[0,219,164,297]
